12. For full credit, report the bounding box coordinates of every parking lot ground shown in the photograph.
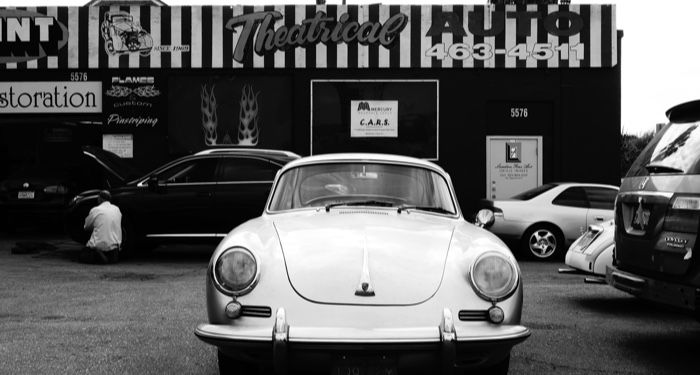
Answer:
[1,234,700,374]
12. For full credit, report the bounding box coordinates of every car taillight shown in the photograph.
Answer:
[664,196,700,233]
[672,196,700,210]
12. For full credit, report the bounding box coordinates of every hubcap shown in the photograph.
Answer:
[528,229,557,258]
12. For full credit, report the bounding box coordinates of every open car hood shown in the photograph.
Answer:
[81,146,143,186]
[274,211,455,306]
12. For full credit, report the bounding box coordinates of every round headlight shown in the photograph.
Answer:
[213,247,259,296]
[470,252,518,302]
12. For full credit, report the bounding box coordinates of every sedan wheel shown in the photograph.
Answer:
[522,226,563,260]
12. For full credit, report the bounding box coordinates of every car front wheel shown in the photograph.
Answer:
[217,351,260,375]
[521,225,564,260]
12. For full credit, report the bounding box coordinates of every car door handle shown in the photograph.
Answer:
[595,216,605,221]
[196,192,212,198]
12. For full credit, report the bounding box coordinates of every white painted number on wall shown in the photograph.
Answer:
[70,72,88,81]
[510,108,528,118]
[425,43,585,62]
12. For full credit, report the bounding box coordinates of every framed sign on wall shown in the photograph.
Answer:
[311,79,439,160]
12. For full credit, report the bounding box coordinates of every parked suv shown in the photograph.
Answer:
[65,147,300,253]
[607,100,700,313]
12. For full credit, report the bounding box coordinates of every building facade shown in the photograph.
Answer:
[0,3,620,214]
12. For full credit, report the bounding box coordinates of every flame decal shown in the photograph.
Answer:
[200,84,218,146]
[237,85,259,146]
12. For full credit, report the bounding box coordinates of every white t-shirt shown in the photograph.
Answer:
[84,201,123,251]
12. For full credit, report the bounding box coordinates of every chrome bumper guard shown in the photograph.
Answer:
[195,307,531,375]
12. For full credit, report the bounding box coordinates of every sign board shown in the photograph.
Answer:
[486,136,542,200]
[0,5,617,69]
[310,79,438,160]
[102,134,133,158]
[0,81,102,113]
[103,75,162,129]
[350,100,398,138]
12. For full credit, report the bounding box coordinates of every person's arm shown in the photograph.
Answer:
[84,208,96,231]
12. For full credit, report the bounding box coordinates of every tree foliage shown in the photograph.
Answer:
[620,131,655,177]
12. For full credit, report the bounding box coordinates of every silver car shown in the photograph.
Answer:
[195,153,529,375]
[476,183,619,260]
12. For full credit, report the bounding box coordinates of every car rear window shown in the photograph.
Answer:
[511,183,558,200]
[627,122,700,177]
[584,187,618,210]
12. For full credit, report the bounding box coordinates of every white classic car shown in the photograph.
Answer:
[195,153,530,375]
[565,220,615,277]
[476,183,619,260]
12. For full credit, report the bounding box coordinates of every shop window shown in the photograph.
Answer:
[168,75,293,154]
[311,80,439,160]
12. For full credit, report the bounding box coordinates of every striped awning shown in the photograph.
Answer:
[0,4,617,70]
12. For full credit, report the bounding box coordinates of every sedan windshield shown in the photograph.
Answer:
[268,163,456,214]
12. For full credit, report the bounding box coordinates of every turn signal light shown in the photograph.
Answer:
[487,306,505,324]
[225,301,242,319]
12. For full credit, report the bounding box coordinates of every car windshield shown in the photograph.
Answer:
[268,162,456,214]
[510,183,558,200]
[627,122,700,177]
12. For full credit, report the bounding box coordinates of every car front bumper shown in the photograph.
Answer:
[606,266,698,311]
[195,308,530,373]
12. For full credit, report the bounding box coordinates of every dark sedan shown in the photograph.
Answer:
[65,147,300,253]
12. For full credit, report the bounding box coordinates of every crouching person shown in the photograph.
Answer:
[80,190,122,264]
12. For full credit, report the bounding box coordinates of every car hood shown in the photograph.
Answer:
[81,146,142,186]
[273,210,455,306]
[1,170,67,189]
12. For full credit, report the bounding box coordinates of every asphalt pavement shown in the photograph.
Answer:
[1,234,699,375]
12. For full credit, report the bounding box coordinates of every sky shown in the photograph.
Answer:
[3,0,698,135]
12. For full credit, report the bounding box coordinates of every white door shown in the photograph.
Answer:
[486,136,542,200]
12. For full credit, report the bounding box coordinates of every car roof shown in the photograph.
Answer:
[193,148,300,164]
[553,182,619,189]
[281,153,448,174]
[131,149,300,185]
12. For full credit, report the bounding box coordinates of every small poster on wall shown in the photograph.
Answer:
[350,100,398,138]
[103,134,134,158]
[312,80,438,159]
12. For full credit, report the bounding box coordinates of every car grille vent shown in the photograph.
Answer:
[337,210,389,215]
[458,310,488,321]
[241,305,272,318]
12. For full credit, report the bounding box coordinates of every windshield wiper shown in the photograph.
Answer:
[397,205,454,215]
[325,200,395,212]
[644,163,684,174]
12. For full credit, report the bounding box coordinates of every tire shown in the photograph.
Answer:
[104,40,115,54]
[521,224,564,261]
[217,351,259,375]
[470,355,510,375]
[119,217,138,258]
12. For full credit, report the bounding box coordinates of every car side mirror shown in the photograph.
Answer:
[147,176,162,192]
[475,209,495,229]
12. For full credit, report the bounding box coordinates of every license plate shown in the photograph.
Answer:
[17,191,35,199]
[331,356,397,375]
